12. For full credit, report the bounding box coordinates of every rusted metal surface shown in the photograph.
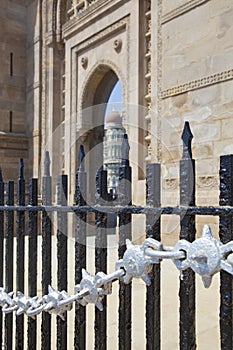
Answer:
[1,123,233,350]
[219,155,233,349]
[146,163,161,350]
[5,181,14,350]
[75,146,87,350]
[95,167,107,350]
[179,122,196,350]
[42,152,52,350]
[0,169,4,349]
[118,134,132,350]
[57,174,68,350]
[16,159,25,350]
[27,178,38,349]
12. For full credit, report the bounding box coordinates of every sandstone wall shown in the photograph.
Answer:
[155,0,233,239]
[1,0,232,240]
[0,0,29,181]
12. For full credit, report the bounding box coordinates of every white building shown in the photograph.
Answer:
[103,109,125,197]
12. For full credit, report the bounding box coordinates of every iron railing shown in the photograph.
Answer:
[0,122,233,349]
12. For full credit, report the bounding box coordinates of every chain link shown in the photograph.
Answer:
[1,225,233,317]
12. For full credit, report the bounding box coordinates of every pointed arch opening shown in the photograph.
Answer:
[79,64,123,204]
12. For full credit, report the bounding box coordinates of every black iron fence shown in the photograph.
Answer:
[0,122,233,349]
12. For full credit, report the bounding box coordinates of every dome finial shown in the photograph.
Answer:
[106,107,122,125]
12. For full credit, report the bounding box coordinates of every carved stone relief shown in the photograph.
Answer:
[161,69,233,99]
[144,0,152,162]
[113,39,122,53]
[197,176,218,189]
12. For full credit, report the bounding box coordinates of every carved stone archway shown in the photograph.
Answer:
[62,6,132,202]
[81,60,126,111]
[78,63,122,204]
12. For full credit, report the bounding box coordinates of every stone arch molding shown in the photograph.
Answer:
[77,59,127,134]
[77,59,127,204]
[51,0,70,44]
[80,59,126,113]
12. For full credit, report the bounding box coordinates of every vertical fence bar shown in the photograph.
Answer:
[16,159,25,349]
[74,145,87,350]
[41,152,52,350]
[0,168,4,349]
[27,178,38,350]
[179,122,196,350]
[57,174,68,350]
[146,163,161,350]
[219,155,233,349]
[118,134,132,350]
[5,181,14,350]
[95,168,107,350]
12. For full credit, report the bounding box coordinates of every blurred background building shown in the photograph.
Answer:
[103,108,125,197]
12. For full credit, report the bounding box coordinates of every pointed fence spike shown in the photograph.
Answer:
[202,225,213,238]
[181,121,193,159]
[78,145,85,171]
[121,133,130,165]
[44,151,51,176]
[18,158,24,179]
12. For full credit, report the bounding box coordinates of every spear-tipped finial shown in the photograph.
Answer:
[0,167,3,183]
[18,158,24,180]
[121,133,130,165]
[44,151,51,176]
[202,224,213,239]
[78,145,85,171]
[181,121,193,159]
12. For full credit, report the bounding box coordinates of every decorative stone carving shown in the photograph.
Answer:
[144,1,152,163]
[68,0,117,20]
[161,69,233,99]
[163,178,178,190]
[147,18,151,33]
[74,18,128,53]
[145,101,151,115]
[197,176,218,189]
[147,58,151,73]
[146,38,151,55]
[81,56,88,69]
[147,81,151,95]
[73,16,129,121]
[113,39,122,53]
[79,58,127,115]
[157,0,163,162]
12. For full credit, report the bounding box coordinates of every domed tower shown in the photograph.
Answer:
[103,109,125,197]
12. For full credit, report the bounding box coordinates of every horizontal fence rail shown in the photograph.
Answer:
[0,122,233,350]
[2,205,233,215]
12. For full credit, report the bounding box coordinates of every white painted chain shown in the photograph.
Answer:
[1,225,233,318]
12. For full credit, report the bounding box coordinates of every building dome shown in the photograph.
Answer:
[106,109,122,125]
